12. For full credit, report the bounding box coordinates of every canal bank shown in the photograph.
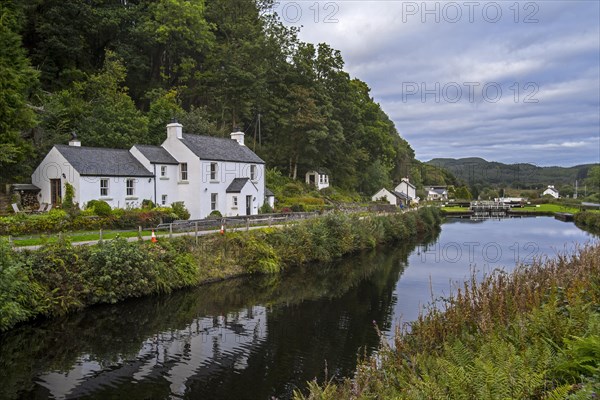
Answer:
[0,208,442,332]
[299,219,599,400]
[1,216,595,400]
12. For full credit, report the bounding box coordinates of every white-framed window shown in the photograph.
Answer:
[233,196,238,207]
[211,193,218,211]
[319,175,323,184]
[160,165,167,177]
[100,178,109,196]
[126,178,135,196]
[250,164,257,181]
[180,163,188,181]
[210,162,218,181]
[161,194,168,206]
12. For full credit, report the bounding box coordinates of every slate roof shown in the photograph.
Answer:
[55,145,153,177]
[180,134,264,164]
[12,184,40,191]
[226,178,259,193]
[133,145,178,165]
[431,189,447,195]
[393,190,411,200]
[265,188,275,197]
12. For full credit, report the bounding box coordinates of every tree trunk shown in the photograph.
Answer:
[292,154,298,180]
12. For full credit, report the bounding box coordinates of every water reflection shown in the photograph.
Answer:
[0,235,436,400]
[0,218,594,400]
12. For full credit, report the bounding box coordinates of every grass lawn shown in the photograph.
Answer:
[6,229,171,247]
[511,203,580,214]
[440,206,470,212]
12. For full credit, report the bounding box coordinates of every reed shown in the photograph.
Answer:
[296,244,600,399]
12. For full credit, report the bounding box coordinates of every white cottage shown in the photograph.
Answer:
[32,137,155,210]
[305,170,330,190]
[32,123,268,219]
[425,186,448,201]
[371,188,410,206]
[395,177,418,203]
[542,185,559,199]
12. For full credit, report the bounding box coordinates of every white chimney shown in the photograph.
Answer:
[230,129,245,146]
[69,132,81,146]
[167,120,183,139]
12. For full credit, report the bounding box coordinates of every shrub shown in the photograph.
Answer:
[0,240,46,330]
[260,202,274,214]
[208,210,222,218]
[61,183,76,212]
[282,182,304,197]
[86,200,112,217]
[171,202,190,220]
[141,199,155,209]
[291,204,305,212]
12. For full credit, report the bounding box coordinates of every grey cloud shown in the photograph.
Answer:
[284,0,599,166]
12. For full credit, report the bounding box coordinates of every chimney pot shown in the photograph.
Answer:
[230,129,245,146]
[167,121,183,140]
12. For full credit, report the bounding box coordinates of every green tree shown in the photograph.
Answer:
[0,1,38,183]
[40,52,148,149]
[455,186,472,200]
[147,89,185,145]
[585,166,600,194]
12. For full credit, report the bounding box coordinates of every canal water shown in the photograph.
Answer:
[0,217,595,399]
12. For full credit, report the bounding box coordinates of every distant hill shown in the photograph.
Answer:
[426,157,596,188]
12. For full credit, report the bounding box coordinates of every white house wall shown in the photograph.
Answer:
[31,147,81,206]
[372,188,397,206]
[155,164,182,207]
[79,176,155,209]
[396,182,416,200]
[200,161,264,218]
[161,136,203,218]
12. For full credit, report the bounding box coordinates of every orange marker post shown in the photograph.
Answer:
[151,230,158,243]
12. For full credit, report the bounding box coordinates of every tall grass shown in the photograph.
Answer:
[295,244,600,399]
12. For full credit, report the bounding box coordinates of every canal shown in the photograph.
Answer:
[0,217,595,399]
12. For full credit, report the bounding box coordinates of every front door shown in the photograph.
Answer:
[50,179,61,206]
[246,195,252,215]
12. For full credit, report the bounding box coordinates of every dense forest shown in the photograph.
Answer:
[427,157,599,199]
[0,0,455,195]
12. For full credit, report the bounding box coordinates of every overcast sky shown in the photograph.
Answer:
[276,0,600,166]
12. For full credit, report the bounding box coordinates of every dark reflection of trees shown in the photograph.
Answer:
[0,233,439,400]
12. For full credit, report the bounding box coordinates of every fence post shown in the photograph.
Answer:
[99,229,103,243]
[138,225,142,240]
[195,221,198,245]
[169,223,173,238]
[246,217,250,231]
[269,216,272,227]
[8,235,13,247]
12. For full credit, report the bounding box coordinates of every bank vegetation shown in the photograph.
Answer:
[296,242,600,399]
[0,208,441,332]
